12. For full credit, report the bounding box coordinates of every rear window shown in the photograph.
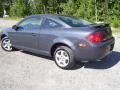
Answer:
[59,16,92,27]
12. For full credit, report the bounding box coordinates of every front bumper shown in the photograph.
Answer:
[74,37,115,61]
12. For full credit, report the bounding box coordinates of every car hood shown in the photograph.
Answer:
[0,27,13,33]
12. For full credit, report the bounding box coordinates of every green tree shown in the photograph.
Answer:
[10,0,26,17]
[74,0,93,20]
[60,0,77,15]
[0,0,11,17]
[60,0,93,21]
[29,0,47,14]
[0,1,4,17]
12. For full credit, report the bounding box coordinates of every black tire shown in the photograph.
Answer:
[1,37,14,52]
[54,46,75,70]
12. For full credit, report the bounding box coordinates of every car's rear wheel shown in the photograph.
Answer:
[54,46,75,69]
[1,37,13,51]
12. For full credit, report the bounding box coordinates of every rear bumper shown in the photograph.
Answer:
[74,37,115,61]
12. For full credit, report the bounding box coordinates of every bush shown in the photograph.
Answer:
[112,20,120,28]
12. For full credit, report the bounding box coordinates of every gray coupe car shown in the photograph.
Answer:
[0,14,115,69]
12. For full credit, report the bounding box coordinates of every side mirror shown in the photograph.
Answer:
[12,25,19,30]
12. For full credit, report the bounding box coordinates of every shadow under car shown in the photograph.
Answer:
[21,51,120,70]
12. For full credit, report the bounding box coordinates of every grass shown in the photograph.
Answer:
[3,16,21,21]
[112,27,120,35]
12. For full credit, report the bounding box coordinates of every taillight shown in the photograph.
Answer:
[86,31,102,42]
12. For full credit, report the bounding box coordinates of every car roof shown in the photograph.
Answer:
[26,14,63,19]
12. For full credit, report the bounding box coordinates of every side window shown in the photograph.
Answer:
[18,17,43,29]
[42,19,62,28]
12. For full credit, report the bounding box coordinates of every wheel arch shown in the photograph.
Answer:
[0,34,7,41]
[50,40,75,57]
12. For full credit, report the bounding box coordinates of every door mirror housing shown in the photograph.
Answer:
[12,25,19,30]
[12,25,23,30]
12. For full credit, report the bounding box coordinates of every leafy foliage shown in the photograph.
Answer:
[0,0,120,27]
[10,0,25,17]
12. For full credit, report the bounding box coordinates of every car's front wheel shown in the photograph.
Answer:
[1,37,13,52]
[54,46,75,69]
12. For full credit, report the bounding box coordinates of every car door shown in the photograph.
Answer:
[38,18,63,52]
[9,16,43,50]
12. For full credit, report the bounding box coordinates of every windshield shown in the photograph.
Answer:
[59,16,92,27]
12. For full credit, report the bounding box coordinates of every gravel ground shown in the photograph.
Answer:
[0,19,120,90]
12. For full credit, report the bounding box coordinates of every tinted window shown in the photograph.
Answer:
[18,17,43,29]
[42,19,62,28]
[59,16,92,27]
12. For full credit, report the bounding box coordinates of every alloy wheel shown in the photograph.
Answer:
[2,38,13,51]
[55,50,70,67]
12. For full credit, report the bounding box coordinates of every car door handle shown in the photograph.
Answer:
[31,33,36,36]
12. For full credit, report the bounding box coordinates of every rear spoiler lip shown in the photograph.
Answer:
[89,23,110,29]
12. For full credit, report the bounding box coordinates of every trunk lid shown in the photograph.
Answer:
[90,23,112,41]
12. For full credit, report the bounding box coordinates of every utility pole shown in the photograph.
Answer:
[95,0,98,22]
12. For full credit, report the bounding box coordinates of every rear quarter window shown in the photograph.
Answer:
[42,19,62,28]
